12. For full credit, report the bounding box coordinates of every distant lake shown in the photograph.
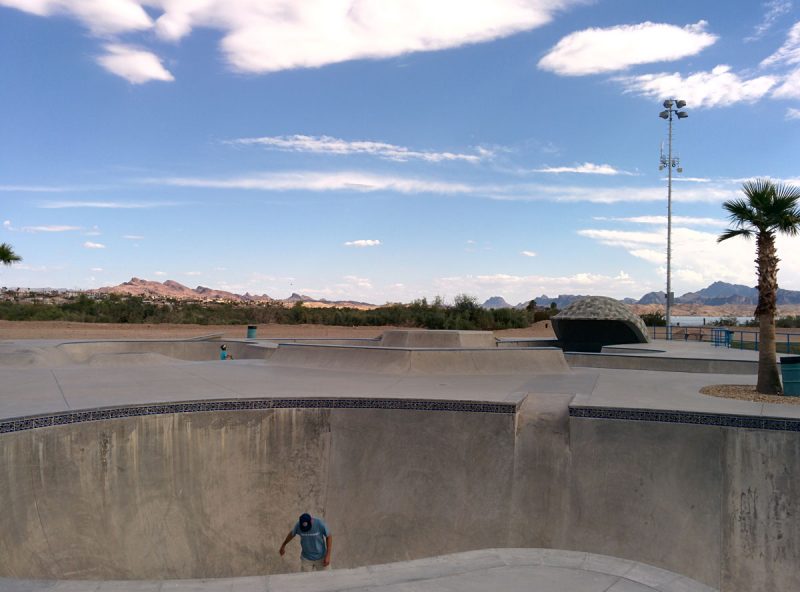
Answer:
[670,315,754,327]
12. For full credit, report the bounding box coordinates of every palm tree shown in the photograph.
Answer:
[718,178,800,394]
[0,243,21,266]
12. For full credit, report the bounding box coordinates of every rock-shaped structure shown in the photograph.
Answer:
[552,296,649,352]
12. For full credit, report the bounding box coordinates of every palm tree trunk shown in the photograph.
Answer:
[756,232,782,394]
[758,313,781,394]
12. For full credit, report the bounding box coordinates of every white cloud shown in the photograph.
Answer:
[229,135,487,163]
[344,239,381,247]
[123,234,144,239]
[210,0,571,73]
[532,162,633,175]
[2,221,81,232]
[3,0,580,76]
[184,271,202,276]
[155,170,742,204]
[578,224,800,292]
[24,225,81,232]
[617,65,778,108]
[0,0,152,35]
[96,44,174,84]
[10,264,53,272]
[39,200,176,208]
[488,182,738,204]
[592,215,725,227]
[342,275,373,289]
[154,271,167,276]
[577,229,665,250]
[538,21,717,76]
[772,66,800,98]
[435,270,640,301]
[90,267,103,272]
[159,171,474,195]
[521,250,537,257]
[761,20,800,67]
[749,1,793,41]
[83,241,105,249]
[788,107,800,119]
[672,177,712,183]
[0,183,106,192]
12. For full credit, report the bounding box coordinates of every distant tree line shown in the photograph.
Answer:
[0,293,562,331]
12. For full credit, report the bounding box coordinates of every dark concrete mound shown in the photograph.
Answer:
[552,296,649,352]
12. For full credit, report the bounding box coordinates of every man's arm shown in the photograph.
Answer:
[323,535,333,566]
[279,531,295,556]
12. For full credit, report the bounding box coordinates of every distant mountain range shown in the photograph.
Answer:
[480,281,800,310]
[89,278,800,311]
[90,278,376,309]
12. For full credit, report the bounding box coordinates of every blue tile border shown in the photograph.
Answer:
[569,406,800,432]
[5,398,795,435]
[0,398,517,434]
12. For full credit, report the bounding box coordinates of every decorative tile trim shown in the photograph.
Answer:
[569,406,800,433]
[0,398,517,434]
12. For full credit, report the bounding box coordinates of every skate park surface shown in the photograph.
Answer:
[0,330,798,592]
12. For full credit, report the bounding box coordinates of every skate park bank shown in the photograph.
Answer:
[0,330,797,591]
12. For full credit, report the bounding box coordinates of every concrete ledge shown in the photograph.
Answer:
[270,343,569,375]
[565,352,758,374]
[0,549,718,592]
[269,343,569,374]
[0,397,522,434]
[569,405,800,433]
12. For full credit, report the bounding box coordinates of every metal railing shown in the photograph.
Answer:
[648,325,800,355]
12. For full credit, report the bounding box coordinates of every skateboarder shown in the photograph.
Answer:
[279,513,332,571]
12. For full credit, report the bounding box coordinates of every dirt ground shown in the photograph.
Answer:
[0,320,557,341]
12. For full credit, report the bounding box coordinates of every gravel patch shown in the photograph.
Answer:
[700,384,800,405]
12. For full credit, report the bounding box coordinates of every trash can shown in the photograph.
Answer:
[246,325,257,339]
[781,356,800,396]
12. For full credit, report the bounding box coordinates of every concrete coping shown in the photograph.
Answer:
[275,342,562,352]
[0,548,718,592]
[0,395,528,434]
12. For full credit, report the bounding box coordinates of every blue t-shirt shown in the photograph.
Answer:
[292,517,330,560]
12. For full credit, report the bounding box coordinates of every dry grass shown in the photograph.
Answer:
[699,384,800,405]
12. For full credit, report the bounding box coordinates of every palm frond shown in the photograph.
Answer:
[717,228,753,243]
[725,178,800,237]
[0,243,22,265]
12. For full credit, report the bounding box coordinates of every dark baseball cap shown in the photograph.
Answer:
[299,513,312,532]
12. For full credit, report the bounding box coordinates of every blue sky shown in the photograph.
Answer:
[1,0,799,304]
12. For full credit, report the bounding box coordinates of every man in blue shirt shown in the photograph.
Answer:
[279,513,332,572]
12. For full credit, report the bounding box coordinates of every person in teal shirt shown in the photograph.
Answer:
[279,513,332,571]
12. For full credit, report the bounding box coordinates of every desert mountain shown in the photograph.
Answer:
[90,278,375,309]
[482,296,513,309]
[90,277,263,302]
[91,278,800,313]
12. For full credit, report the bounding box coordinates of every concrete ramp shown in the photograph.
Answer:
[379,330,496,348]
[268,344,569,374]
[0,340,271,368]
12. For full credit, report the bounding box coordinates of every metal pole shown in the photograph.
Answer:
[666,110,673,340]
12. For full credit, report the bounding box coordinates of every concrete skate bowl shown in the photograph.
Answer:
[1,397,798,591]
[0,340,269,368]
[267,343,568,374]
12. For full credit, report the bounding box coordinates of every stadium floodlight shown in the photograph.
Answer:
[658,99,689,340]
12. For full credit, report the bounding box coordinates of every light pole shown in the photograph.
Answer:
[659,99,688,340]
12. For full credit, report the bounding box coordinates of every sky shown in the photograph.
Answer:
[1,0,800,305]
